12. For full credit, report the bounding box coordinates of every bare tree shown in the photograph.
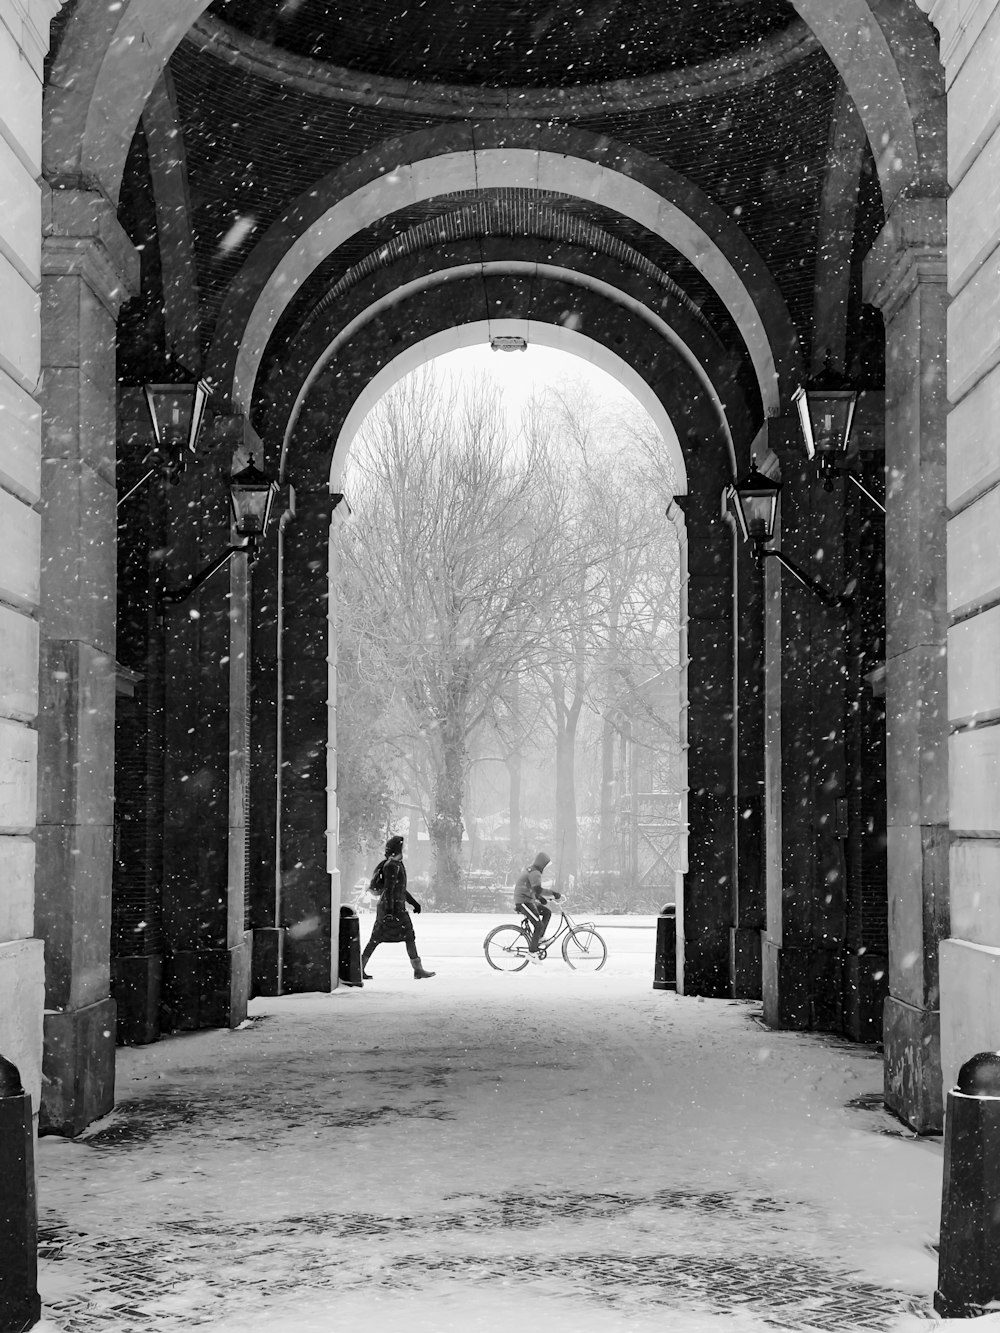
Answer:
[519,384,682,887]
[337,368,566,905]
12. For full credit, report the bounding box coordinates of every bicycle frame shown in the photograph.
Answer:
[484,904,608,973]
[519,907,595,955]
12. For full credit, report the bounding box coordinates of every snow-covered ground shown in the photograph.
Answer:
[31,913,985,1332]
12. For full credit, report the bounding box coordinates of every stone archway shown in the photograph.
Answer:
[257,235,752,478]
[324,321,690,986]
[25,0,950,1137]
[329,318,698,975]
[252,266,738,999]
[203,124,801,417]
[45,1,944,214]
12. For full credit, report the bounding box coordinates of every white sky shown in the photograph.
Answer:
[434,344,647,424]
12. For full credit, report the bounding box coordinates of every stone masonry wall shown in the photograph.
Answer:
[0,0,62,1115]
[921,0,1000,1096]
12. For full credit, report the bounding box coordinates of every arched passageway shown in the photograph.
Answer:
[255,273,736,997]
[0,0,975,1161]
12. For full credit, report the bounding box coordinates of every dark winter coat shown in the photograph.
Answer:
[513,852,551,907]
[374,854,419,920]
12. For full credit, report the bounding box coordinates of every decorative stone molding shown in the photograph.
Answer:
[863,197,948,320]
[10,0,63,76]
[41,188,140,316]
[915,0,995,76]
[188,14,820,119]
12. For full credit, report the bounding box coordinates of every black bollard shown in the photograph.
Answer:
[0,1055,40,1333]
[338,905,363,987]
[935,1051,1000,1318]
[653,904,677,991]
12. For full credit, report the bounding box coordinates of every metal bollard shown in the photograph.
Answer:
[337,905,363,987]
[653,904,677,991]
[0,1055,40,1333]
[935,1051,1000,1318]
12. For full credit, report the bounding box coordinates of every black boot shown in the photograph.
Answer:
[412,957,436,979]
[362,970,373,980]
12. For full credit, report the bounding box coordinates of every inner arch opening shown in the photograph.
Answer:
[327,321,688,495]
[329,342,688,966]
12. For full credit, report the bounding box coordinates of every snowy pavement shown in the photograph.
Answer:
[32,914,969,1332]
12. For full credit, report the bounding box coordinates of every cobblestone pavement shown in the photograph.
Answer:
[38,1198,926,1333]
[35,931,941,1333]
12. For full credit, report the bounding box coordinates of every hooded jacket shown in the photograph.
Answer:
[513,852,552,907]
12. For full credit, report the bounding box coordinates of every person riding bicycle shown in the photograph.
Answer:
[514,851,561,961]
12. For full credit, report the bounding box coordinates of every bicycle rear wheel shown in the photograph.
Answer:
[484,924,530,972]
[562,927,608,972]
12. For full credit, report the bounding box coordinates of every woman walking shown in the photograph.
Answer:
[361,835,436,980]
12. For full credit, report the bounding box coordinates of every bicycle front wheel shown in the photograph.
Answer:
[484,924,530,972]
[562,927,608,972]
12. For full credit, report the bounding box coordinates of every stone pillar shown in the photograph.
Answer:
[278,488,336,993]
[865,198,948,1132]
[37,188,138,1134]
[158,416,257,1032]
[761,418,849,1032]
[680,481,736,998]
[926,0,1000,1112]
[110,389,169,1047]
[0,0,59,1124]
[327,496,348,984]
[731,503,765,999]
[249,485,295,996]
[841,435,889,1044]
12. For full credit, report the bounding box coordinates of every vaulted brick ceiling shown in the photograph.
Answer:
[117,7,885,426]
[207,0,796,88]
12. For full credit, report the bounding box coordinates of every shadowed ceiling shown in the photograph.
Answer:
[206,0,797,89]
[116,4,884,435]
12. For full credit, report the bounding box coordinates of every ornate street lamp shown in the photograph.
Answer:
[144,373,211,466]
[118,362,213,508]
[728,463,851,611]
[160,462,278,606]
[792,368,858,484]
[793,364,884,513]
[228,460,277,540]
[726,465,780,546]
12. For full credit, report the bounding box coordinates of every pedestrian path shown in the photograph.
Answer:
[36,916,944,1332]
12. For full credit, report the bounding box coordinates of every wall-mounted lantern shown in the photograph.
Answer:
[144,374,212,466]
[160,462,278,606]
[727,466,781,546]
[727,464,852,611]
[118,363,213,508]
[793,365,884,513]
[228,460,278,540]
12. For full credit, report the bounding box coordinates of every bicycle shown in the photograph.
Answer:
[483,901,608,972]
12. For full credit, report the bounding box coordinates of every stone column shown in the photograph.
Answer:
[158,416,257,1032]
[680,480,736,998]
[926,0,1000,1115]
[730,506,765,999]
[834,397,889,1042]
[327,496,349,985]
[249,485,295,996]
[761,418,849,1032]
[0,0,60,1122]
[865,198,948,1132]
[37,188,138,1133]
[278,488,336,993]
